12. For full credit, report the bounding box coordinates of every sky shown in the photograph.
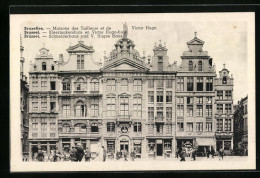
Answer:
[19,14,248,103]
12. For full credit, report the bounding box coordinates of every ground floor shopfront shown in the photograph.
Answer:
[216,135,233,155]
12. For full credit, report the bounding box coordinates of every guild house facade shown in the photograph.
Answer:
[27,24,234,159]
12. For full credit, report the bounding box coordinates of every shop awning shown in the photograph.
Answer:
[195,137,215,146]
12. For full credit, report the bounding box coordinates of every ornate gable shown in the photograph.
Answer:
[67,41,95,53]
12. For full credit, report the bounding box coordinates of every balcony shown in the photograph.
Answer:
[155,116,164,123]
[90,90,99,94]
[116,115,131,123]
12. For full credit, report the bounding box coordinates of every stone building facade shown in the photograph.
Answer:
[27,25,234,159]
[20,37,29,159]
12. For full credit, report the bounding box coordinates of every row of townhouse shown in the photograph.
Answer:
[26,24,234,159]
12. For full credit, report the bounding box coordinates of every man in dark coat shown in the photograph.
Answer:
[85,147,91,162]
[191,148,196,161]
[206,148,210,158]
[36,149,44,162]
[180,149,186,162]
[76,144,84,162]
[211,148,215,158]
[70,146,77,162]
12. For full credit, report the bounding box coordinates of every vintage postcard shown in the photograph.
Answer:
[10,12,255,171]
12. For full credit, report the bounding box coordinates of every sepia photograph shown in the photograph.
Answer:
[10,12,255,171]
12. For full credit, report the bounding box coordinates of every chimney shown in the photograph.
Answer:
[59,54,64,63]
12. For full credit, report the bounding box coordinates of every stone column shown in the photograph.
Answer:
[70,138,75,149]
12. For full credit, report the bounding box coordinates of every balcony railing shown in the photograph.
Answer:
[155,116,164,122]
[117,115,131,122]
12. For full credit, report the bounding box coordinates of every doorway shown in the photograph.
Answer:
[120,141,129,153]
[157,144,163,156]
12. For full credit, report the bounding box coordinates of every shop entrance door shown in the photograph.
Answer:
[120,141,129,153]
[157,144,163,156]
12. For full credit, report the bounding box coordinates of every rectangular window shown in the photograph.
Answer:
[107,141,115,153]
[197,97,203,104]
[120,97,129,116]
[217,119,223,131]
[187,97,193,104]
[50,81,56,90]
[148,79,154,88]
[166,79,172,88]
[133,97,142,117]
[77,55,84,69]
[177,97,184,104]
[217,104,223,114]
[62,105,71,117]
[156,107,163,118]
[177,77,184,91]
[63,82,71,91]
[134,122,142,132]
[245,105,248,114]
[166,107,172,119]
[157,80,164,88]
[32,117,38,131]
[196,122,203,132]
[107,79,116,91]
[41,123,47,133]
[156,124,163,133]
[177,122,184,132]
[107,97,116,117]
[41,97,47,112]
[166,124,172,134]
[50,102,56,112]
[148,107,154,119]
[206,97,212,104]
[206,77,213,91]
[148,91,154,103]
[107,122,115,132]
[50,118,56,132]
[91,104,99,117]
[134,79,142,91]
[157,91,163,103]
[197,77,203,91]
[32,81,38,91]
[206,105,212,117]
[158,56,163,71]
[187,105,193,117]
[177,105,184,116]
[225,119,232,131]
[225,91,232,99]
[32,97,38,112]
[206,122,212,132]
[187,77,194,91]
[41,81,47,91]
[224,141,231,151]
[225,104,232,114]
[120,79,128,91]
[166,91,172,103]
[196,105,203,117]
[187,123,193,132]
[217,91,223,99]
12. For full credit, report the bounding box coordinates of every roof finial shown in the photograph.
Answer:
[159,39,162,44]
[223,63,226,69]
[20,34,22,46]
[194,31,197,38]
[123,22,128,39]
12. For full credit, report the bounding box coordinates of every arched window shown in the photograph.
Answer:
[188,61,193,71]
[91,79,99,91]
[63,78,71,91]
[42,62,46,71]
[222,76,227,84]
[76,78,85,91]
[75,100,85,117]
[34,65,37,71]
[198,61,202,71]
[74,123,86,133]
[91,123,98,132]
[62,123,70,133]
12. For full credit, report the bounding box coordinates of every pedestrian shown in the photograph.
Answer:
[219,148,224,161]
[211,148,215,158]
[206,148,210,158]
[180,149,186,162]
[36,148,44,162]
[175,148,179,159]
[102,146,107,162]
[123,149,128,161]
[191,148,196,161]
[70,146,77,162]
[76,144,84,162]
[85,147,91,162]
[130,150,136,161]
